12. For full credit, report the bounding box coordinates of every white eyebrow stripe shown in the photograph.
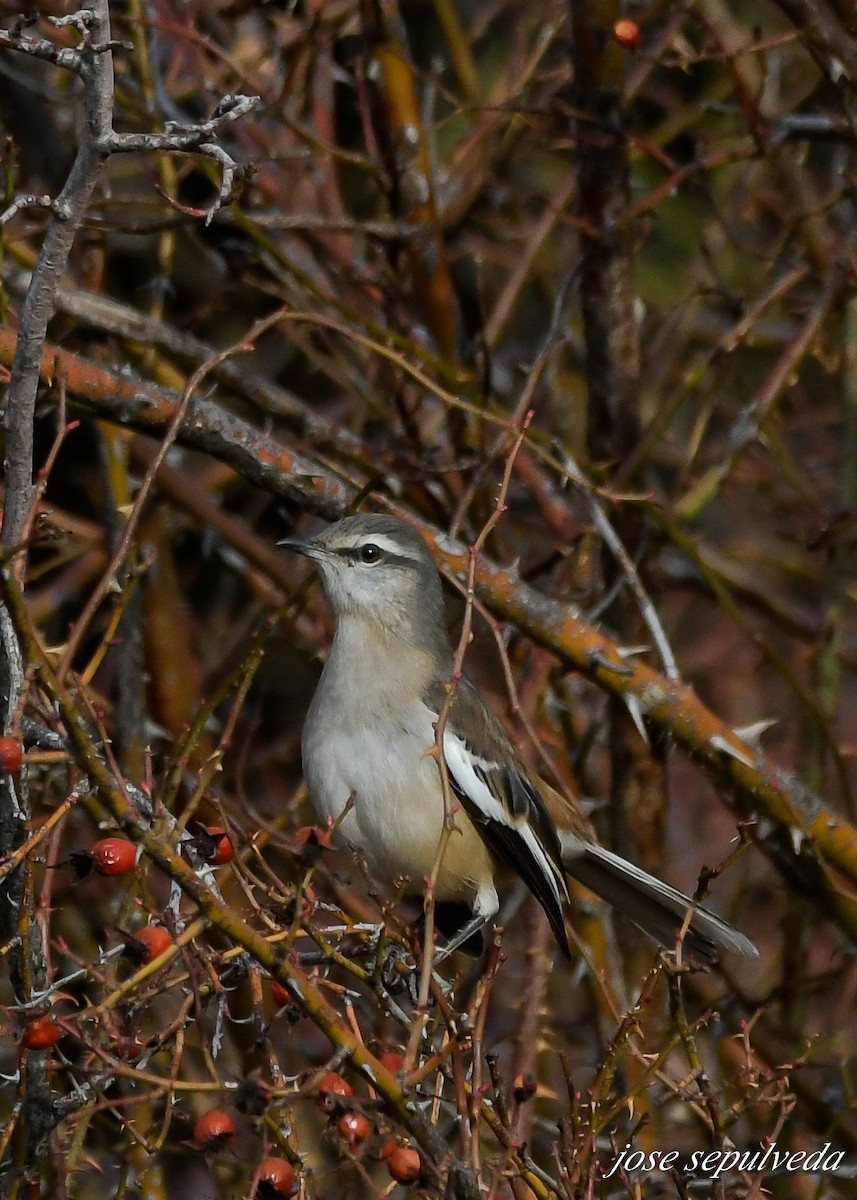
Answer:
[337,533,424,562]
[358,535,404,553]
[442,731,567,911]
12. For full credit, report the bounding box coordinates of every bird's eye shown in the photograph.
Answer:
[359,543,383,564]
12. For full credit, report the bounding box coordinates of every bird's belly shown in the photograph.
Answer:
[303,710,493,903]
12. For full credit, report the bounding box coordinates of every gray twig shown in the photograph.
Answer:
[0,193,67,225]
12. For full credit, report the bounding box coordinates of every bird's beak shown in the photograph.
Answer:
[278,535,321,560]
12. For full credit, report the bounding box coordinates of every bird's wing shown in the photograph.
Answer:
[427,679,757,964]
[428,677,572,957]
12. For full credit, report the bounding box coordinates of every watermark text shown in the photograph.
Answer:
[603,1141,844,1181]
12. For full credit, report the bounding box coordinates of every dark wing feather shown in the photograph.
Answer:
[436,686,573,959]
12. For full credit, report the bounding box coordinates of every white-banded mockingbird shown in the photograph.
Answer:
[281,513,757,963]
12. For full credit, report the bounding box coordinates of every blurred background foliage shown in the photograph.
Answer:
[3,0,857,1197]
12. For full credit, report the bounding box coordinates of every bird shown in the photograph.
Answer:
[280,513,757,964]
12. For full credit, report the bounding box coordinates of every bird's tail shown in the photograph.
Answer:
[559,834,758,963]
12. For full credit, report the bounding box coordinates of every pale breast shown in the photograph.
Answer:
[302,684,494,904]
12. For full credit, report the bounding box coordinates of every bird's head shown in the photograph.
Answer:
[281,514,450,655]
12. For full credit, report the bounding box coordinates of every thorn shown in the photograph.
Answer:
[732,718,777,745]
[586,649,634,677]
[710,734,754,767]
[624,694,649,744]
[615,644,650,659]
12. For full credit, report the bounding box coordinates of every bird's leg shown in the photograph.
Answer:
[434,907,494,964]
[433,912,490,960]
[432,884,499,960]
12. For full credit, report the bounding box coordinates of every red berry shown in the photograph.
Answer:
[130,925,173,964]
[316,1071,353,1113]
[206,826,234,865]
[337,1110,371,1150]
[258,1156,296,1196]
[91,837,137,877]
[21,1015,62,1050]
[0,737,24,774]
[387,1144,422,1184]
[380,1051,405,1075]
[111,1035,142,1060]
[193,1108,236,1148]
[614,18,641,48]
[272,980,290,1008]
